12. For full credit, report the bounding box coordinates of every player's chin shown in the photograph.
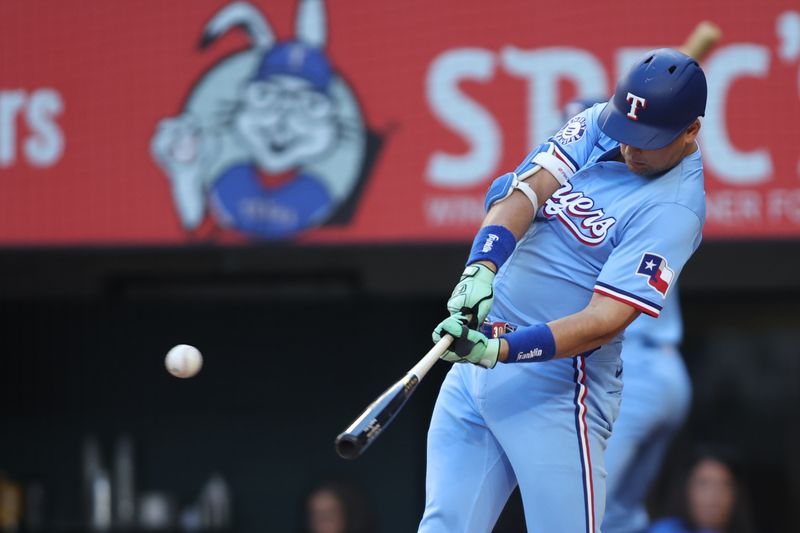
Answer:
[625,161,657,177]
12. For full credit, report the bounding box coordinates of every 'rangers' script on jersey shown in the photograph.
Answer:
[542,183,616,246]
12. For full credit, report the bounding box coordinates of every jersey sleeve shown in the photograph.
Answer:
[548,104,604,171]
[594,203,703,317]
[511,104,604,179]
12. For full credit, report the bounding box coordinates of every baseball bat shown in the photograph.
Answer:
[334,334,453,460]
[679,21,722,61]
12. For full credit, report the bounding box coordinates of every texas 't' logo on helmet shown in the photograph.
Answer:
[625,92,647,120]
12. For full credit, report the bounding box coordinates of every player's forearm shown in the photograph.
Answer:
[496,317,613,362]
[548,313,625,358]
[496,319,618,363]
[469,169,562,274]
[496,294,639,363]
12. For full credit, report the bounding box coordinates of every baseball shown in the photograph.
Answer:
[165,344,203,378]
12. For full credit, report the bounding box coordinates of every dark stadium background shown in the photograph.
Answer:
[2,0,799,531]
[2,242,799,532]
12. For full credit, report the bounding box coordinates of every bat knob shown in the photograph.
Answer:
[334,433,364,460]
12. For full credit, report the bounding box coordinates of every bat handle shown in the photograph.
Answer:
[408,334,453,380]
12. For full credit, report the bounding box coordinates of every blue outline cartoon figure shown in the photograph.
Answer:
[151,0,368,239]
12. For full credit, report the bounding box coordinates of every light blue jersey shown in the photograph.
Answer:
[493,103,704,336]
[419,104,705,533]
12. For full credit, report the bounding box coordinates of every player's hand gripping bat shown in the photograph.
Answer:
[334,335,453,460]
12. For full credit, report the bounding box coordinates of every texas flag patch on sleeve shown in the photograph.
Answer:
[636,252,674,296]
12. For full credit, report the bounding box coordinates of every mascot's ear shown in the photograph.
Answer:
[296,0,326,48]
[199,1,275,50]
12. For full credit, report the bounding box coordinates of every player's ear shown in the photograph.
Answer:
[684,119,701,143]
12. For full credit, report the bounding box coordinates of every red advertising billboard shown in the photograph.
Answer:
[1,0,798,244]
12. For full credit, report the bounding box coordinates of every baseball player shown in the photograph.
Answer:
[417,49,707,533]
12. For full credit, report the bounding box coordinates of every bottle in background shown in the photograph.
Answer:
[82,436,112,531]
[113,435,136,528]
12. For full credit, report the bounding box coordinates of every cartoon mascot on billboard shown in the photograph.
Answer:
[152,0,376,240]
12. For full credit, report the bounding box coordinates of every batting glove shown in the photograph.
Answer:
[433,316,500,369]
[447,264,495,329]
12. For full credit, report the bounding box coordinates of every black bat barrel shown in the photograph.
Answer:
[335,373,419,460]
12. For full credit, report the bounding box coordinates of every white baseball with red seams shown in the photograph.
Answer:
[165,344,203,378]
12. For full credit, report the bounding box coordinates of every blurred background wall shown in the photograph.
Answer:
[0,1,799,532]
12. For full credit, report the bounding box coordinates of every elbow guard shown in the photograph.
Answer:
[484,172,539,213]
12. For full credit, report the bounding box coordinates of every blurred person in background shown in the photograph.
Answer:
[298,478,377,533]
[0,472,22,532]
[649,449,755,533]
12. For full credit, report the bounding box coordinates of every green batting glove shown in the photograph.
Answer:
[432,316,500,369]
[447,263,495,329]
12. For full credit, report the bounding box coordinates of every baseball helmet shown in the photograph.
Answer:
[597,48,707,149]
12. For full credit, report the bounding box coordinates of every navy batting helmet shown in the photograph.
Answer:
[597,48,707,149]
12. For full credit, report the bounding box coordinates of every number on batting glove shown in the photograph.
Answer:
[447,264,495,329]
[432,316,500,369]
